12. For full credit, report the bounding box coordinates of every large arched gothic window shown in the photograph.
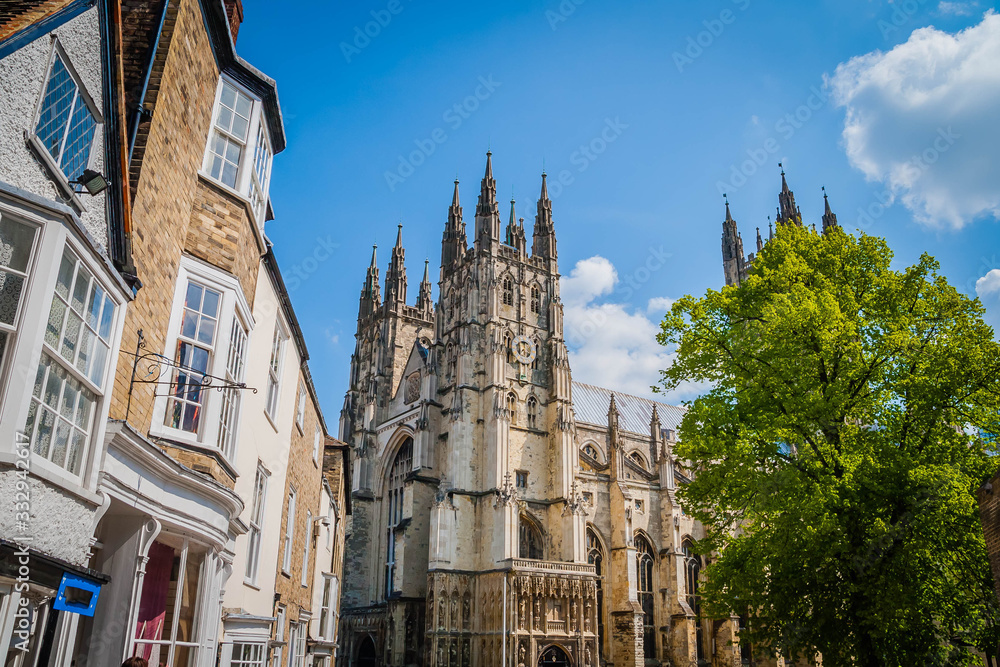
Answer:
[683,539,705,662]
[530,285,541,313]
[384,438,412,599]
[636,534,656,660]
[507,392,518,424]
[502,276,514,306]
[519,515,543,559]
[587,528,606,659]
[526,396,538,429]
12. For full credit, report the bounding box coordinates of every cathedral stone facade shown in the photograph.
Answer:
[335,152,763,667]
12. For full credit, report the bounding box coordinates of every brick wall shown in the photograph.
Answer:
[108,0,219,430]
[978,471,1000,602]
[274,371,325,634]
[109,0,264,490]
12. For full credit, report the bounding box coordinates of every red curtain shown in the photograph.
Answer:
[134,541,175,649]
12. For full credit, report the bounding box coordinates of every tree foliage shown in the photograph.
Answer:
[657,226,1000,666]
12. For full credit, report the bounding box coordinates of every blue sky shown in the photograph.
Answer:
[236,0,1000,419]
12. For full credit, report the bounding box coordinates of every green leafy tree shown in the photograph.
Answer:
[657,225,1000,666]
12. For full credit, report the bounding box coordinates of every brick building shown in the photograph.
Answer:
[0,2,349,666]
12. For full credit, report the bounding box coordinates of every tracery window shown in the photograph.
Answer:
[518,514,543,560]
[636,534,656,660]
[629,451,647,470]
[587,528,606,658]
[526,396,538,429]
[385,438,412,599]
[507,391,517,423]
[502,276,514,306]
[683,539,705,662]
[530,285,540,314]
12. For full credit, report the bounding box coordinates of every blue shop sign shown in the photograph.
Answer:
[53,573,101,617]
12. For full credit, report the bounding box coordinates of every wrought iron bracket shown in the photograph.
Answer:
[124,328,257,420]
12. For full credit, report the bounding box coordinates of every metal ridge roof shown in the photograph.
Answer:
[571,381,686,436]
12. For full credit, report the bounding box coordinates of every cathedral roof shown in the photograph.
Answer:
[572,382,686,435]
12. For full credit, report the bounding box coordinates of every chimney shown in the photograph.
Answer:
[223,0,243,43]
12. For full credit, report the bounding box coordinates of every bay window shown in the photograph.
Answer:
[152,257,252,458]
[0,215,38,389]
[203,78,273,222]
[164,281,221,434]
[131,538,206,667]
[25,247,117,477]
[218,315,249,458]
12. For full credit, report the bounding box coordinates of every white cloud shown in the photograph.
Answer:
[561,255,617,307]
[646,296,676,314]
[829,11,1000,229]
[938,1,977,16]
[560,256,706,404]
[977,268,1000,296]
[976,268,1000,336]
[324,328,340,346]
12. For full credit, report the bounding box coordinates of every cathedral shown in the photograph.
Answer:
[336,153,838,667]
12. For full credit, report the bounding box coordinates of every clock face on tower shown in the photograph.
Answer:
[511,335,537,365]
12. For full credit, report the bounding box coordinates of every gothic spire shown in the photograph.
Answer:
[417,258,433,316]
[475,151,499,244]
[722,194,747,286]
[608,394,619,432]
[531,172,557,261]
[506,196,526,253]
[385,224,407,307]
[442,179,467,268]
[821,186,839,234]
[776,163,802,227]
[649,405,661,464]
[757,226,764,252]
[359,244,381,320]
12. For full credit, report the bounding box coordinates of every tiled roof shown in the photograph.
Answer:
[572,381,686,436]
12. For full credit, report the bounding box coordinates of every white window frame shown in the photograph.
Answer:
[244,462,269,585]
[228,641,267,667]
[286,621,306,667]
[26,39,103,204]
[201,76,273,225]
[317,574,338,640]
[301,510,312,587]
[282,487,296,574]
[295,380,305,429]
[313,424,322,464]
[129,537,207,666]
[218,312,249,459]
[272,605,286,667]
[149,256,253,457]
[0,203,127,494]
[264,321,287,421]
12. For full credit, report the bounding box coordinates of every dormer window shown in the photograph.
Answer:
[203,78,272,222]
[29,42,101,195]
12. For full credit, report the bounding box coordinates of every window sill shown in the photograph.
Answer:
[24,131,89,214]
[264,409,280,433]
[146,424,239,477]
[0,450,103,506]
[243,578,261,591]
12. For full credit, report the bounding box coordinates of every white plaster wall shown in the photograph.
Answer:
[0,7,107,246]
[0,467,95,566]
[222,265,301,616]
